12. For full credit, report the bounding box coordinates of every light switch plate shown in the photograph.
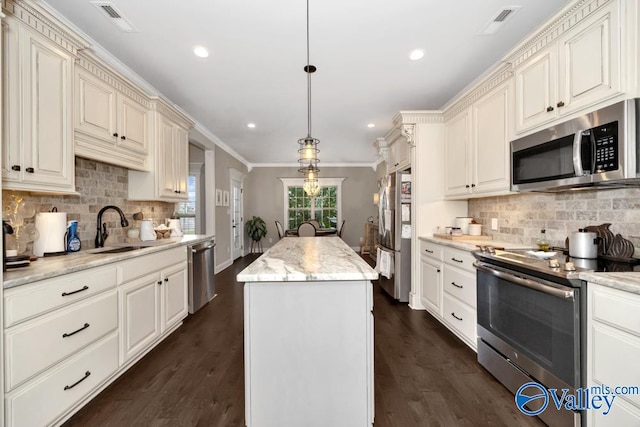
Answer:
[491,218,498,230]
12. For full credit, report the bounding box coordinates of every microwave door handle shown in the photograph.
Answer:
[573,130,585,176]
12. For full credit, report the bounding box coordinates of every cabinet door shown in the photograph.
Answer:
[157,115,177,198]
[472,80,512,195]
[420,257,442,317]
[119,273,161,364]
[75,70,117,143]
[118,94,148,155]
[3,18,21,183]
[160,261,188,332]
[557,2,622,116]
[174,125,189,198]
[17,26,74,190]
[444,108,472,197]
[515,47,556,133]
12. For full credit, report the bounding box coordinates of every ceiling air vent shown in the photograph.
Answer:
[90,1,138,33]
[479,6,522,35]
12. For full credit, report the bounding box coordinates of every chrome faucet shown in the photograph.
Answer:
[95,205,129,248]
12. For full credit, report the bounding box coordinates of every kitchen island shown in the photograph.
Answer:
[237,237,378,427]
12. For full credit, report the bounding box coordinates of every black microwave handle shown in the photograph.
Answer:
[573,130,585,177]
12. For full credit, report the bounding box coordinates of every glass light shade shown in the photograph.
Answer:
[298,136,319,172]
[303,165,321,197]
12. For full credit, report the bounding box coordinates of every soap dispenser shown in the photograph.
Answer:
[66,220,81,252]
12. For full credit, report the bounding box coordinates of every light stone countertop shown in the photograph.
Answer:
[579,272,640,295]
[3,235,215,289]
[418,236,532,252]
[237,237,378,282]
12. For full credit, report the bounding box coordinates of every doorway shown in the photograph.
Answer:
[230,169,245,260]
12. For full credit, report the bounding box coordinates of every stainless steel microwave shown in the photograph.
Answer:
[510,99,640,192]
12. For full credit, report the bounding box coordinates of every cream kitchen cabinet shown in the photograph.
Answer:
[515,1,622,134]
[128,100,192,201]
[444,79,513,199]
[2,15,77,193]
[74,53,151,171]
[587,283,640,426]
[419,239,443,317]
[3,264,119,427]
[119,247,188,364]
[376,121,412,174]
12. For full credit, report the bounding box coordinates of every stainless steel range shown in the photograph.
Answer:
[473,247,590,427]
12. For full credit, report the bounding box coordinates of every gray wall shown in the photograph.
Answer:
[244,166,379,249]
[214,147,249,267]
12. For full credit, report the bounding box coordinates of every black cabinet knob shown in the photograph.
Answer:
[25,167,34,173]
[164,277,169,282]
[11,165,20,171]
[121,135,126,140]
[546,106,554,112]
[557,101,565,108]
[113,132,118,137]
[471,183,476,188]
[465,184,470,188]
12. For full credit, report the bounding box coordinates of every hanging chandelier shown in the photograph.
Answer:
[298,0,321,198]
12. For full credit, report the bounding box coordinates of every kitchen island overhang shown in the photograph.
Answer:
[237,237,378,427]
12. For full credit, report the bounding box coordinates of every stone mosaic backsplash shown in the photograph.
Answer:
[2,158,176,251]
[468,188,640,256]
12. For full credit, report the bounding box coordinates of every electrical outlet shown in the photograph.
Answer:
[491,218,498,230]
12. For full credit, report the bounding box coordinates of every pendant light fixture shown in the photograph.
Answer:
[298,0,321,198]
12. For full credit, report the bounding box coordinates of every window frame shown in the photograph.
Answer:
[279,177,345,231]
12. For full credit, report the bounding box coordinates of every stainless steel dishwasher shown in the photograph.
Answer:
[188,238,216,313]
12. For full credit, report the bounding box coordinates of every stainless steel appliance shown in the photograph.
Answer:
[188,238,216,314]
[472,247,640,426]
[377,170,411,302]
[511,98,640,192]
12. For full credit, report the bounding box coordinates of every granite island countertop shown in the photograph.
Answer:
[3,234,215,289]
[237,236,378,282]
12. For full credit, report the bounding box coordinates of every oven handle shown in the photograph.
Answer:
[474,262,575,301]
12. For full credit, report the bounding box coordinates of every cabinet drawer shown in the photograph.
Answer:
[591,324,640,409]
[6,332,118,427]
[119,246,186,283]
[442,294,477,346]
[420,240,443,260]
[443,247,475,273]
[443,266,476,308]
[5,291,117,391]
[5,264,117,327]
[591,285,640,338]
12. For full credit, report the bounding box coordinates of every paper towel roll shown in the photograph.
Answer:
[33,212,67,257]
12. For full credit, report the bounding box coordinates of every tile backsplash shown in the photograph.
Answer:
[468,188,640,256]
[3,158,176,251]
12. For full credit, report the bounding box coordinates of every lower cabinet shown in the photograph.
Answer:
[587,283,640,426]
[119,248,188,365]
[3,245,190,426]
[419,239,478,350]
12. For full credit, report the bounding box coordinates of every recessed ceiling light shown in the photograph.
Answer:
[409,49,424,61]
[247,123,256,129]
[193,46,209,58]
[367,123,376,128]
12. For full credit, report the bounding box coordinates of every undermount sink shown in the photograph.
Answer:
[86,246,142,254]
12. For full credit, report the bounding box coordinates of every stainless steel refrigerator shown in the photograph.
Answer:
[377,170,411,302]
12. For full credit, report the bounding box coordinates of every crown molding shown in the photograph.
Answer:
[392,110,444,125]
[444,64,513,118]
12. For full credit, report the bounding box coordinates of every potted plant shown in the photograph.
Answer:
[246,216,267,253]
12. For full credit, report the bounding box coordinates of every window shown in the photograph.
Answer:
[176,175,197,234]
[280,178,344,231]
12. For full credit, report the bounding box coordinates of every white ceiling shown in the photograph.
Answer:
[41,0,571,167]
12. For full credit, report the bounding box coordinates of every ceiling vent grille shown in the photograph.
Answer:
[479,6,522,35]
[90,1,138,33]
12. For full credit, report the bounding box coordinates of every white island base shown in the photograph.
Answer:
[238,237,377,427]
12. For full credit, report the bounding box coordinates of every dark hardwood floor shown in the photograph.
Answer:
[64,254,543,426]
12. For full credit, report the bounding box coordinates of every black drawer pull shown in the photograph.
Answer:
[62,323,90,338]
[424,249,433,253]
[557,101,565,108]
[64,371,91,391]
[25,167,35,173]
[121,135,126,140]
[61,285,89,297]
[451,312,463,321]
[546,106,554,112]
[11,165,20,171]
[451,257,463,263]
[451,282,463,289]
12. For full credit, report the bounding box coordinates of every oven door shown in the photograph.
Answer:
[475,262,581,390]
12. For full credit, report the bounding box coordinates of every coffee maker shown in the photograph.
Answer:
[3,220,13,272]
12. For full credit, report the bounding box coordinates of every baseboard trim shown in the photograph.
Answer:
[215,258,233,274]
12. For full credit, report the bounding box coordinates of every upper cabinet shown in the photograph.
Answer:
[444,78,513,199]
[128,100,193,201]
[374,122,413,174]
[2,4,85,194]
[74,53,150,171]
[514,0,623,133]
